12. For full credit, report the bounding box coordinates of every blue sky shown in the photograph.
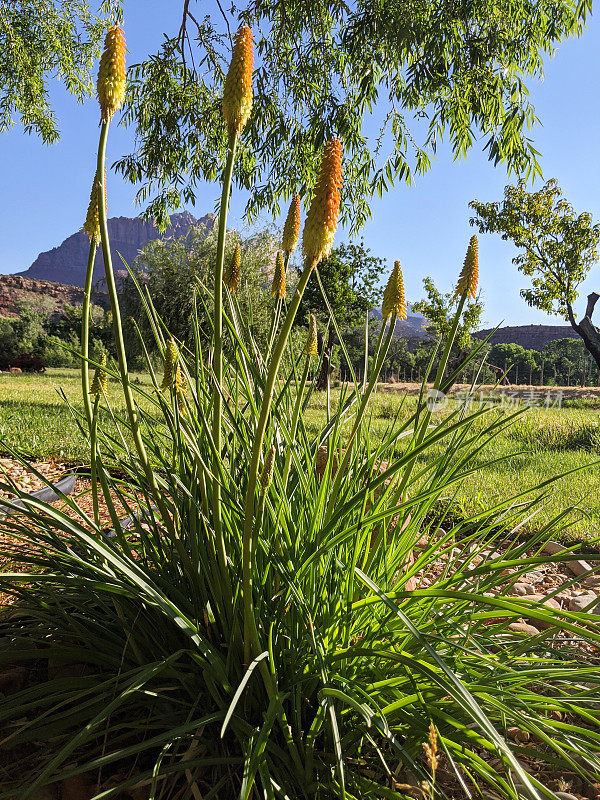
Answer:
[1,2,598,328]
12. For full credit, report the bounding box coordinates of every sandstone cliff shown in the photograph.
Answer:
[12,212,213,288]
[0,274,107,319]
[474,324,579,351]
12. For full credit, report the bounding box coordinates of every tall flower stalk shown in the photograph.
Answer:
[242,138,343,664]
[80,170,105,434]
[212,25,253,600]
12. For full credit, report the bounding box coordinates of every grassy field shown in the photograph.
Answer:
[1,368,599,541]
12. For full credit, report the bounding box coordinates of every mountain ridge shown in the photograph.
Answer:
[6,212,213,288]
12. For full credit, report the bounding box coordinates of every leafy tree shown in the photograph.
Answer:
[487,342,538,384]
[4,2,592,229]
[118,0,590,229]
[412,277,483,387]
[118,222,278,362]
[298,241,385,389]
[0,1,119,141]
[413,277,483,348]
[470,179,600,369]
[542,337,597,386]
[299,241,384,326]
[382,337,414,382]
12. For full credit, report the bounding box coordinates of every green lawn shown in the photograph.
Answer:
[0,368,154,462]
[1,368,599,541]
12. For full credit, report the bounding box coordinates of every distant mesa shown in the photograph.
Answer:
[474,324,579,351]
[8,211,213,288]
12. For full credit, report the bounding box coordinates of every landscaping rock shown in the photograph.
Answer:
[508,622,540,636]
[523,594,560,629]
[568,591,599,613]
[582,574,600,590]
[554,793,579,800]
[508,582,536,597]
[568,559,595,577]
[541,540,563,554]
[507,726,530,743]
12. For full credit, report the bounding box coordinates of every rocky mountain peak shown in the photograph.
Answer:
[11,212,213,288]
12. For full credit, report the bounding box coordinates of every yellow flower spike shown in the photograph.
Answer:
[303,313,318,356]
[224,243,241,293]
[161,338,178,391]
[282,194,301,256]
[271,251,286,299]
[260,445,275,490]
[302,138,343,269]
[83,169,107,245]
[97,25,126,123]
[175,362,187,396]
[175,363,187,415]
[222,24,254,137]
[455,235,479,299]
[90,353,108,397]
[381,261,407,320]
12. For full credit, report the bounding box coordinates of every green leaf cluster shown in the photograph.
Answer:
[116,0,590,229]
[470,179,600,323]
[0,0,122,141]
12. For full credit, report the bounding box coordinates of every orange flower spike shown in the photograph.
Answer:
[455,235,479,300]
[302,139,343,269]
[282,194,301,256]
[271,251,286,299]
[224,243,241,293]
[97,25,126,122]
[222,24,254,136]
[381,261,407,320]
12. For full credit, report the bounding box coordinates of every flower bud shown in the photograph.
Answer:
[302,139,343,269]
[455,235,479,299]
[97,25,126,122]
[224,244,241,293]
[271,251,286,299]
[381,261,407,320]
[83,169,107,245]
[303,313,318,356]
[222,24,253,136]
[161,338,178,391]
[90,353,108,397]
[282,194,301,255]
[260,445,275,490]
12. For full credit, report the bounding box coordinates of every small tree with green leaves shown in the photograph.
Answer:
[412,276,483,385]
[470,179,600,368]
[118,223,278,363]
[487,342,538,385]
[298,240,384,388]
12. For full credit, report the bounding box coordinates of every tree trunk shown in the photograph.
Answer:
[575,293,600,372]
[316,323,335,391]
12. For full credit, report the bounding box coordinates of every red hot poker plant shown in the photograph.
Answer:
[97,25,126,122]
[302,138,343,268]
